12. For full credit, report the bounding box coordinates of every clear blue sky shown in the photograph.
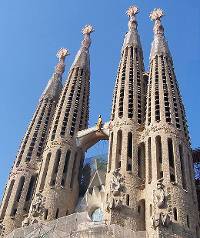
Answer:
[0,0,200,198]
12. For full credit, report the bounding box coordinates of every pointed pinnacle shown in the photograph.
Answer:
[150,8,164,21]
[56,48,70,61]
[126,5,139,17]
[82,25,94,35]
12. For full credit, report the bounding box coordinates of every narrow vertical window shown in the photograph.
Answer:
[25,175,37,201]
[156,136,163,179]
[108,132,113,172]
[168,138,176,182]
[55,208,59,219]
[44,209,48,220]
[126,194,130,206]
[127,132,132,171]
[150,204,152,217]
[0,180,15,220]
[173,207,177,221]
[70,153,77,189]
[50,149,61,186]
[179,145,187,189]
[187,215,190,228]
[148,138,152,183]
[39,152,51,191]
[16,176,25,202]
[61,150,71,187]
[116,130,122,169]
[138,143,145,180]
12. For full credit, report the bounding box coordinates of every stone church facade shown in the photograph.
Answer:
[0,6,199,238]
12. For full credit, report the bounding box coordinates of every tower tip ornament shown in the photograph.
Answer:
[82,25,94,35]
[126,5,139,17]
[81,24,94,49]
[56,48,70,61]
[150,8,164,21]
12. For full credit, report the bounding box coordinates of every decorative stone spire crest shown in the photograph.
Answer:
[55,48,70,76]
[150,8,165,35]
[81,25,94,49]
[126,5,139,31]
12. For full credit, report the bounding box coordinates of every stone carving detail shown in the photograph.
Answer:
[31,193,46,217]
[150,8,164,21]
[107,169,124,211]
[81,25,94,49]
[152,180,171,229]
[55,48,69,76]
[22,217,31,227]
[126,6,139,31]
[110,169,124,196]
[0,221,5,236]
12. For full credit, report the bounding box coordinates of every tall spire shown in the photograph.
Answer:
[150,8,170,60]
[71,25,94,70]
[122,5,141,51]
[42,48,69,99]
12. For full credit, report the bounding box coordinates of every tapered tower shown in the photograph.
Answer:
[143,9,199,238]
[0,49,68,236]
[104,6,147,230]
[28,25,94,223]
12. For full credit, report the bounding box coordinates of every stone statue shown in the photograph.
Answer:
[110,169,124,196]
[154,180,165,209]
[152,212,171,229]
[96,115,103,131]
[31,192,46,217]
[22,217,31,227]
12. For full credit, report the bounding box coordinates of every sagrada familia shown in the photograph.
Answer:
[0,5,199,238]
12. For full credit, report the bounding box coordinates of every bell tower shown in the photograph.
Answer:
[104,6,147,230]
[143,8,199,238]
[0,49,67,236]
[28,25,94,223]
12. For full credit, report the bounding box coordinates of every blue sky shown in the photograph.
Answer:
[0,0,200,198]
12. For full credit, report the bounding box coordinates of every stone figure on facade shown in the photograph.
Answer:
[107,169,124,211]
[152,180,171,229]
[22,217,31,227]
[96,115,103,131]
[31,193,46,217]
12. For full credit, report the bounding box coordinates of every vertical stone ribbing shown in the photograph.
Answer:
[0,49,68,236]
[105,6,147,231]
[144,9,199,238]
[28,25,93,223]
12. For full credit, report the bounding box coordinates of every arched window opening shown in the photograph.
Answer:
[150,204,152,217]
[173,207,177,221]
[0,180,15,220]
[138,199,146,231]
[91,208,103,222]
[187,215,190,228]
[116,130,122,169]
[127,132,132,171]
[16,176,25,202]
[148,138,152,183]
[50,149,62,186]
[168,138,176,182]
[39,152,51,191]
[138,143,145,180]
[179,145,187,190]
[61,150,71,187]
[156,136,163,179]
[55,208,59,219]
[108,132,113,172]
[25,175,37,202]
[126,194,130,206]
[70,153,78,189]
[44,209,48,220]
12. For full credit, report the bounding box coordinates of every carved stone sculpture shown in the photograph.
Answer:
[110,169,124,196]
[154,180,165,209]
[152,212,171,229]
[22,217,31,227]
[31,193,46,217]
